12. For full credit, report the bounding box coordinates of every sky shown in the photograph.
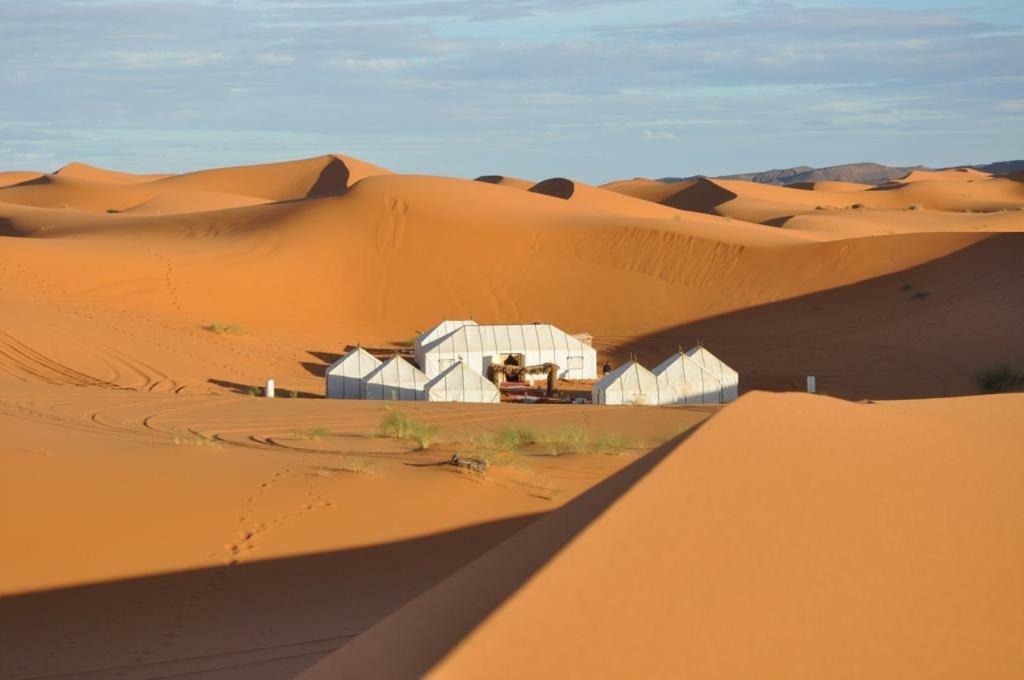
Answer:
[1,0,1022,182]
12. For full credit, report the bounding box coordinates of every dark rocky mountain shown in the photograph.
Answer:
[660,160,1024,186]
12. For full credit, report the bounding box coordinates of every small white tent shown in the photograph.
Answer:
[651,351,725,405]
[425,361,500,403]
[419,323,597,380]
[592,360,659,406]
[414,320,477,376]
[364,357,428,401]
[325,347,382,399]
[685,346,739,402]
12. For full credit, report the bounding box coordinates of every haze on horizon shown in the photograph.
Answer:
[1,0,1022,182]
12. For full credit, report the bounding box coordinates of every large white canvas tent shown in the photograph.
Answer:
[592,360,659,406]
[418,323,597,380]
[425,361,500,403]
[651,351,725,405]
[414,320,477,375]
[685,346,739,402]
[364,357,428,401]
[325,347,382,400]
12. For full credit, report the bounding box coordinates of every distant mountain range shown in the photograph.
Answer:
[661,160,1024,186]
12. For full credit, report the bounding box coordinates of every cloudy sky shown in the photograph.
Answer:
[1,0,1022,181]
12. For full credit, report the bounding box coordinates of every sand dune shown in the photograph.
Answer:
[3,152,1021,678]
[0,153,391,214]
[2,162,1018,398]
[54,161,172,184]
[0,170,44,188]
[898,167,992,183]
[474,174,534,189]
[610,175,1024,225]
[528,176,713,220]
[301,390,1024,680]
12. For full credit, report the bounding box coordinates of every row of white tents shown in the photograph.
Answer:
[326,348,499,403]
[414,320,597,380]
[592,346,739,405]
[325,319,737,405]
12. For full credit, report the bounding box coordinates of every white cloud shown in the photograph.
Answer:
[112,51,225,69]
[995,99,1024,111]
[256,52,295,65]
[642,130,676,140]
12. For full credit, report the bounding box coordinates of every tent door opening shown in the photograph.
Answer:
[499,353,525,382]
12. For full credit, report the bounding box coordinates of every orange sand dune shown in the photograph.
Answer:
[0,170,44,188]
[2,167,1016,398]
[898,167,992,183]
[302,391,1024,680]
[528,176,717,221]
[474,174,534,189]
[788,179,874,191]
[619,176,1024,224]
[0,153,391,213]
[777,207,1024,238]
[2,152,1021,678]
[54,161,172,183]
[124,189,272,214]
[599,176,699,202]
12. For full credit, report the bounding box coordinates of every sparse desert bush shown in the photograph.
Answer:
[295,425,331,440]
[206,322,245,335]
[247,385,261,397]
[377,410,440,450]
[538,425,588,456]
[850,203,864,209]
[974,364,1024,394]
[592,433,637,456]
[288,390,299,398]
[318,458,373,475]
[900,282,914,291]
[906,204,923,211]
[496,425,538,451]
[910,290,931,300]
[172,430,220,448]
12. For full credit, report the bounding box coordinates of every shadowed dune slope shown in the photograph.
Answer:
[301,391,1024,680]
[0,171,44,188]
[528,176,716,221]
[474,175,534,189]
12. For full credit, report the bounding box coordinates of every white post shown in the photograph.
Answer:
[806,376,816,394]
[265,378,276,398]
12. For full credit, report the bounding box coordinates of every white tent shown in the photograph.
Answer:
[364,357,428,401]
[414,320,477,375]
[425,361,501,403]
[325,347,382,400]
[592,360,659,406]
[651,351,725,405]
[419,323,597,380]
[685,346,739,402]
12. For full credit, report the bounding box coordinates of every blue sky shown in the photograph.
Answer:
[1,0,1021,181]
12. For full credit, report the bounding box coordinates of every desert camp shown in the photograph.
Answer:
[327,321,736,405]
[4,1,1024,678]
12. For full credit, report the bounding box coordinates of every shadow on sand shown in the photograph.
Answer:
[1,428,697,679]
[612,234,1024,400]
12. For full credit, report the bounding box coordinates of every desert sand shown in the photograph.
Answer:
[2,153,1022,678]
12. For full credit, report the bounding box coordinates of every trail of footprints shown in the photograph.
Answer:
[213,463,338,567]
